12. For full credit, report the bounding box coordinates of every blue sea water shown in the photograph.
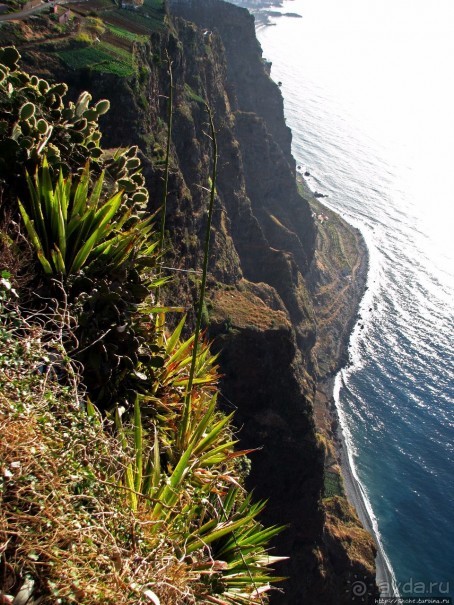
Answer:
[250,0,454,596]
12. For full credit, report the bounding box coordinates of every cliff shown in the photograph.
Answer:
[3,1,377,602]
[166,4,377,603]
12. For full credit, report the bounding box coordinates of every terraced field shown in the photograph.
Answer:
[57,41,136,76]
[54,0,164,75]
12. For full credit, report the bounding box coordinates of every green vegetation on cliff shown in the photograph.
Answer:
[0,49,285,605]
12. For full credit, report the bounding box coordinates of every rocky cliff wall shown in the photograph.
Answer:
[171,0,294,168]
[165,5,377,603]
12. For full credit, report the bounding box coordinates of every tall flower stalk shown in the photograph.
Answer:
[179,104,218,449]
[157,52,173,301]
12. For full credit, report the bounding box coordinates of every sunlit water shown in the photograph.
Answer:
[251,0,454,596]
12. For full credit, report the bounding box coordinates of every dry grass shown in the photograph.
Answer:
[323,497,376,575]
[0,318,206,604]
[210,288,289,332]
[0,208,36,294]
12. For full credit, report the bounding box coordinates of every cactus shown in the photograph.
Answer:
[75,91,92,116]
[113,154,127,172]
[118,178,136,193]
[132,191,148,205]
[130,173,145,186]
[38,79,49,94]
[126,145,138,158]
[49,82,68,97]
[36,119,49,135]
[47,143,61,162]
[0,66,8,84]
[0,46,20,70]
[19,102,35,120]
[62,107,74,120]
[90,147,103,159]
[73,118,88,132]
[95,99,110,116]
[83,108,98,122]
[0,48,149,219]
[19,137,33,150]
[126,157,141,170]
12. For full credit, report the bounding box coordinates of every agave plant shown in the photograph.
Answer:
[106,304,284,604]
[18,157,154,277]
[113,392,285,605]
[16,156,163,410]
[188,490,286,605]
[142,314,221,457]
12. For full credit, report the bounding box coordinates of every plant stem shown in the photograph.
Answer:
[157,52,173,302]
[179,104,218,448]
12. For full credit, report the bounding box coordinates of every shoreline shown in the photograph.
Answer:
[301,173,398,597]
[335,398,397,597]
[327,240,399,597]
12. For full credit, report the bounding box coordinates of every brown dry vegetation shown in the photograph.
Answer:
[0,319,201,604]
[324,497,376,576]
[210,287,289,332]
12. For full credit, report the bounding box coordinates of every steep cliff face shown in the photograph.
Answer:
[164,5,376,604]
[171,0,294,168]
[15,1,376,602]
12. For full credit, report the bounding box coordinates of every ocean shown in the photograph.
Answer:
[250,0,454,597]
